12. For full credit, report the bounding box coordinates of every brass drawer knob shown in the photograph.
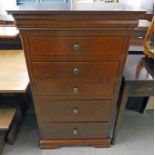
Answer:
[73,128,78,135]
[73,107,78,114]
[73,44,80,51]
[73,87,79,94]
[73,68,79,75]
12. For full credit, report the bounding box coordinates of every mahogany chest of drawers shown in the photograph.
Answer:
[9,3,144,149]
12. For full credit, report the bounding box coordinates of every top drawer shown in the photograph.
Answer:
[29,36,125,56]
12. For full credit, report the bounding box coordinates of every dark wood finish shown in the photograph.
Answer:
[25,30,128,63]
[127,82,153,96]
[9,3,144,148]
[35,81,115,99]
[32,61,119,82]
[111,81,128,144]
[112,54,154,144]
[29,36,125,56]
[6,105,22,144]
[0,131,6,154]
[38,98,112,122]
[40,138,111,149]
[40,122,109,139]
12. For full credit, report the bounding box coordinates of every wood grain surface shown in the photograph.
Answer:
[0,50,29,93]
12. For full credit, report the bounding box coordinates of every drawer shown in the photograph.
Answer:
[29,36,124,56]
[34,81,115,99]
[40,122,109,139]
[38,97,112,122]
[32,61,119,82]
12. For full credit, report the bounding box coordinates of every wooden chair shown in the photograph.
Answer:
[144,17,154,59]
[129,13,153,52]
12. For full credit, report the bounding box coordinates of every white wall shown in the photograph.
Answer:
[119,0,154,11]
[0,0,154,15]
[0,0,16,15]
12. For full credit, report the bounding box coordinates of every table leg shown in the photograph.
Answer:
[6,105,22,144]
[0,131,6,154]
[111,83,129,144]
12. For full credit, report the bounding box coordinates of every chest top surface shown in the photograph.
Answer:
[7,2,146,19]
[8,2,145,13]
[8,3,145,29]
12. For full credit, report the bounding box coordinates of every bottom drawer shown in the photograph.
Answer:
[40,122,109,139]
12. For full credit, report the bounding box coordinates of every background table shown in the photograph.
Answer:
[0,50,29,153]
[112,54,154,144]
[0,50,29,93]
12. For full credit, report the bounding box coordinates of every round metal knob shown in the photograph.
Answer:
[73,44,80,51]
[73,68,79,75]
[73,128,78,135]
[73,88,79,94]
[73,107,78,114]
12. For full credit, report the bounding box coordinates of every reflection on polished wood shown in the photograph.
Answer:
[0,50,29,93]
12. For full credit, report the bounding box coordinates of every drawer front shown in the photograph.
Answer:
[32,62,119,82]
[34,81,115,99]
[29,36,124,56]
[40,122,109,139]
[38,97,112,122]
